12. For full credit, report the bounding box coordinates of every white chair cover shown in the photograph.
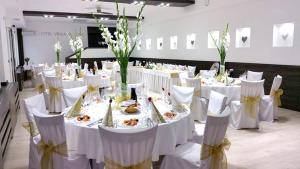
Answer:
[63,86,88,107]
[34,65,44,75]
[191,91,227,144]
[259,75,283,121]
[171,85,194,104]
[160,108,230,169]
[98,126,158,169]
[23,94,47,169]
[200,70,217,79]
[45,76,64,113]
[84,75,102,101]
[43,68,56,77]
[34,114,90,169]
[185,78,207,122]
[230,80,265,129]
[188,66,196,78]
[207,91,227,115]
[247,70,263,81]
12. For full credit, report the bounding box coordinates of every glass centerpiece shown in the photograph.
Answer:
[210,23,230,78]
[67,32,83,67]
[94,1,146,101]
[54,40,62,63]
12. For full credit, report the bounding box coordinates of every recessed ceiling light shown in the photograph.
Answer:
[67,16,77,19]
[44,15,49,18]
[49,15,54,18]
[166,3,170,7]
[132,1,138,5]
[139,1,144,5]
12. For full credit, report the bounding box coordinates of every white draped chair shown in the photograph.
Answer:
[171,85,194,106]
[247,70,263,81]
[98,126,158,169]
[160,108,230,169]
[230,80,265,129]
[199,70,217,79]
[45,76,64,113]
[34,74,46,93]
[84,75,102,101]
[188,66,196,77]
[34,114,91,169]
[33,65,44,76]
[62,86,88,107]
[259,75,283,121]
[43,68,56,77]
[22,94,48,169]
[185,78,207,122]
[191,91,228,144]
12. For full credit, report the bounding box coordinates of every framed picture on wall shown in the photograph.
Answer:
[186,33,196,49]
[170,36,178,50]
[273,22,294,47]
[146,39,152,50]
[236,27,251,48]
[157,37,163,50]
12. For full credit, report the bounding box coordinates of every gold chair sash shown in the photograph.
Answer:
[270,89,283,107]
[35,84,45,93]
[151,102,166,123]
[22,121,39,137]
[240,95,261,118]
[104,157,152,169]
[78,70,85,78]
[87,85,98,94]
[194,89,201,97]
[37,140,68,169]
[200,138,231,169]
[170,72,179,78]
[49,86,61,101]
[66,96,83,118]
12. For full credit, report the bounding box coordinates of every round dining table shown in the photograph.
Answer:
[64,99,195,163]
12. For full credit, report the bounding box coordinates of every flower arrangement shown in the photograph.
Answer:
[67,32,83,67]
[94,1,146,98]
[54,40,62,63]
[24,57,30,65]
[210,23,230,75]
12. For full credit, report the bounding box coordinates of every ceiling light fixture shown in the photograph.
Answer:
[132,1,138,5]
[158,2,170,7]
[139,1,144,5]
[67,16,77,19]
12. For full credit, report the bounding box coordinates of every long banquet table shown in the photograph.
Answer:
[128,67,182,93]
[64,99,195,163]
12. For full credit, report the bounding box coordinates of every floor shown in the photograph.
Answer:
[4,88,300,169]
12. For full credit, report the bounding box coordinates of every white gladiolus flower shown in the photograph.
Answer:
[54,41,62,52]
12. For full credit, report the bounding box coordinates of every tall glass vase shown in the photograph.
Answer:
[120,63,128,98]
[76,52,81,68]
[219,64,225,76]
[56,52,60,63]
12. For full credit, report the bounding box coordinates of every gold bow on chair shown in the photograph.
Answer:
[87,85,98,94]
[200,138,231,169]
[104,157,152,169]
[35,84,45,93]
[49,86,61,101]
[37,140,68,169]
[22,121,39,137]
[270,89,283,107]
[170,72,179,78]
[240,95,261,118]
[194,89,201,97]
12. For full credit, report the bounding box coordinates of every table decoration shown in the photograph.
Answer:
[95,1,146,101]
[67,32,83,67]
[66,96,83,118]
[103,99,114,127]
[54,40,62,63]
[148,97,166,123]
[210,23,230,80]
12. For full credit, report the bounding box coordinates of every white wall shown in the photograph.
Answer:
[133,0,300,66]
[70,48,114,59]
[22,21,89,65]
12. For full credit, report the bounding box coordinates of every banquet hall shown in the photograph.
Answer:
[0,0,299,168]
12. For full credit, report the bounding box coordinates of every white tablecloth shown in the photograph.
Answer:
[128,67,182,93]
[65,100,195,163]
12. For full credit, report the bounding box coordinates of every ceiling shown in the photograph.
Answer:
[0,0,253,27]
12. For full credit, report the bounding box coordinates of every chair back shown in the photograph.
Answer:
[210,62,220,72]
[171,85,194,104]
[207,91,227,114]
[45,76,63,113]
[200,70,217,79]
[99,126,158,168]
[270,75,282,94]
[34,65,44,75]
[84,75,102,87]
[241,80,265,98]
[43,68,56,77]
[185,78,201,90]
[34,114,67,169]
[201,108,230,168]
[188,66,196,77]
[23,93,47,122]
[247,71,263,81]
[63,86,87,107]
